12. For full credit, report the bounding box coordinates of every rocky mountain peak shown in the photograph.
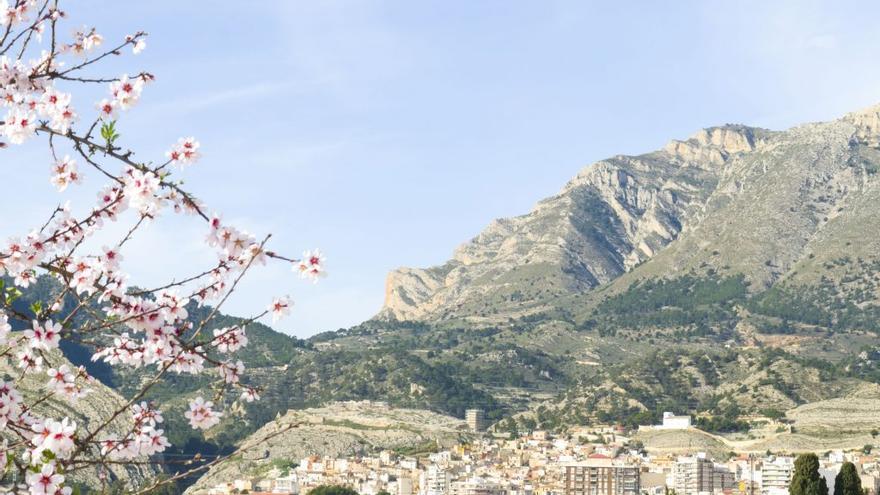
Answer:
[843,102,880,146]
[663,125,764,167]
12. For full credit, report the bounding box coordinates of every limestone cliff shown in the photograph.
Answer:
[379,124,771,322]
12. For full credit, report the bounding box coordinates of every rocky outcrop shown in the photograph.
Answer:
[844,103,880,143]
[663,125,763,167]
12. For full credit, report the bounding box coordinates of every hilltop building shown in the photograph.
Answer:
[660,412,691,429]
[637,412,692,432]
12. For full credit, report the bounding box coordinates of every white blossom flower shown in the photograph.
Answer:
[184,397,221,430]
[268,295,293,323]
[165,137,200,167]
[296,249,327,282]
[26,462,64,495]
[50,155,82,192]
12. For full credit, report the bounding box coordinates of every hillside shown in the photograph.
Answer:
[633,385,880,456]
[0,350,161,491]
[3,277,494,491]
[185,401,471,494]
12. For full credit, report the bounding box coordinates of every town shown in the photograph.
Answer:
[200,409,879,495]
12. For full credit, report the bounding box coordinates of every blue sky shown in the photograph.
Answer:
[4,1,880,337]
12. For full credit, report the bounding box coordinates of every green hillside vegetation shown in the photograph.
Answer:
[17,263,880,451]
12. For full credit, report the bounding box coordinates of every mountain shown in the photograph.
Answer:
[171,103,880,441]
[380,105,880,326]
[380,125,767,322]
[357,103,880,433]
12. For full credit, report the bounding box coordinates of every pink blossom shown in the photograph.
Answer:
[184,397,221,430]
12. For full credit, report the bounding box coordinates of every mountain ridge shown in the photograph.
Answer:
[378,103,880,323]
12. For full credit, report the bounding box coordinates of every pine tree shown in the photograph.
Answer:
[833,462,862,495]
[790,454,829,495]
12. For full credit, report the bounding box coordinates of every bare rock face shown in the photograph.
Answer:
[379,123,769,322]
[844,103,880,146]
[663,125,761,167]
[383,267,447,321]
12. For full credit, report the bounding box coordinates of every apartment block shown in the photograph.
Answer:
[563,459,640,495]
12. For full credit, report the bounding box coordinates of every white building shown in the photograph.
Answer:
[660,412,692,430]
[422,465,451,495]
[273,473,300,494]
[861,474,880,495]
[381,450,398,465]
[208,479,254,495]
[451,477,508,495]
[761,457,795,495]
[430,451,453,466]
[820,466,844,495]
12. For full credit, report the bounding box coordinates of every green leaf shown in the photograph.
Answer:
[30,301,42,317]
[100,120,120,147]
[5,287,22,305]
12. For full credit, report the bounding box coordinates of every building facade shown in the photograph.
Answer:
[672,454,714,495]
[451,477,509,495]
[423,465,452,495]
[713,465,735,492]
[466,409,488,432]
[660,412,692,430]
[761,457,794,495]
[563,460,640,495]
